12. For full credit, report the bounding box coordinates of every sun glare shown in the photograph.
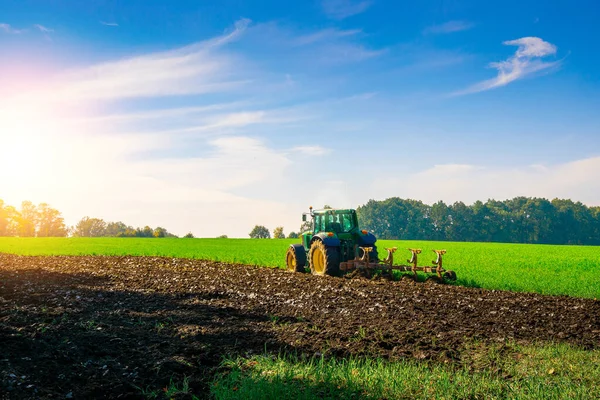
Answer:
[0,106,57,191]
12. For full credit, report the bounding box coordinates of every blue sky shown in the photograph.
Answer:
[1,0,599,237]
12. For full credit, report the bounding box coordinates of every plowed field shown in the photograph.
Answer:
[1,254,599,399]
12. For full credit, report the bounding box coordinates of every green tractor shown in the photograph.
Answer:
[285,207,379,276]
[285,206,457,281]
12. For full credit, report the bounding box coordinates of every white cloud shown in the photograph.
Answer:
[423,20,474,35]
[34,24,53,33]
[74,102,245,125]
[291,145,331,156]
[40,18,251,103]
[100,21,119,27]
[0,108,301,237]
[0,18,327,237]
[154,111,268,135]
[455,36,559,95]
[321,43,387,63]
[0,23,26,34]
[506,37,556,58]
[321,0,372,19]
[371,158,600,206]
[294,28,362,46]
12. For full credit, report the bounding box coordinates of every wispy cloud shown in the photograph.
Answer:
[0,23,26,34]
[100,21,119,27]
[454,36,559,95]
[321,43,387,63]
[34,24,53,33]
[423,20,474,35]
[294,28,361,46]
[155,111,269,135]
[321,0,372,19]
[44,19,252,102]
[291,145,331,156]
[75,102,246,124]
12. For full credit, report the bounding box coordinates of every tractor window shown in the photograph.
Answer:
[315,213,355,233]
[328,214,342,233]
[314,215,326,233]
[341,213,355,232]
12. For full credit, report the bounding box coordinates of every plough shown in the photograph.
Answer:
[339,247,457,282]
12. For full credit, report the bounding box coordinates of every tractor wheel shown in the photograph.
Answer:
[286,244,307,273]
[309,240,340,276]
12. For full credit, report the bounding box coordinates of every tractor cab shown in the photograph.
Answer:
[308,209,357,233]
[300,208,360,250]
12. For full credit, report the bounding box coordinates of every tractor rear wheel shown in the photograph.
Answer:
[286,244,306,273]
[309,240,340,276]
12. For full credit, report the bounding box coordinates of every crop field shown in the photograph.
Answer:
[0,237,599,299]
[1,238,600,399]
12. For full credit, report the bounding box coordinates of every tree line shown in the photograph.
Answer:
[356,197,600,245]
[0,200,67,237]
[72,217,179,238]
[249,225,298,239]
[0,199,183,238]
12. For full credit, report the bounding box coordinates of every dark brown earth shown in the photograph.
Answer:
[1,254,599,399]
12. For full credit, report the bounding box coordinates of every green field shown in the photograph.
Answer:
[2,237,600,399]
[0,237,598,299]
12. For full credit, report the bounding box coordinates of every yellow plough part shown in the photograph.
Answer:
[339,247,457,281]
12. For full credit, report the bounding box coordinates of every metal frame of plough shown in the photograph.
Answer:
[340,247,457,281]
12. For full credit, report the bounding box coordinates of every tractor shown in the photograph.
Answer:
[285,206,457,281]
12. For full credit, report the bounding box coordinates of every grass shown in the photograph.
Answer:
[211,342,600,400]
[134,376,198,399]
[0,237,599,298]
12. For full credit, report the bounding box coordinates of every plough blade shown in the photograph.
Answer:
[339,247,457,282]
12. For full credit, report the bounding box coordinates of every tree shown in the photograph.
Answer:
[0,200,18,236]
[249,225,270,239]
[106,221,129,237]
[217,234,228,239]
[36,203,67,237]
[183,232,195,238]
[299,220,312,234]
[117,228,138,238]
[135,226,154,238]
[1,205,19,236]
[0,199,8,236]
[18,201,38,237]
[153,227,167,238]
[73,217,107,237]
[273,226,285,239]
[287,231,298,239]
[430,201,449,241]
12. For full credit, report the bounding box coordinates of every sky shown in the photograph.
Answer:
[1,0,599,237]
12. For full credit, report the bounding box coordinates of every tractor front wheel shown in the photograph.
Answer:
[286,244,307,273]
[309,240,340,276]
